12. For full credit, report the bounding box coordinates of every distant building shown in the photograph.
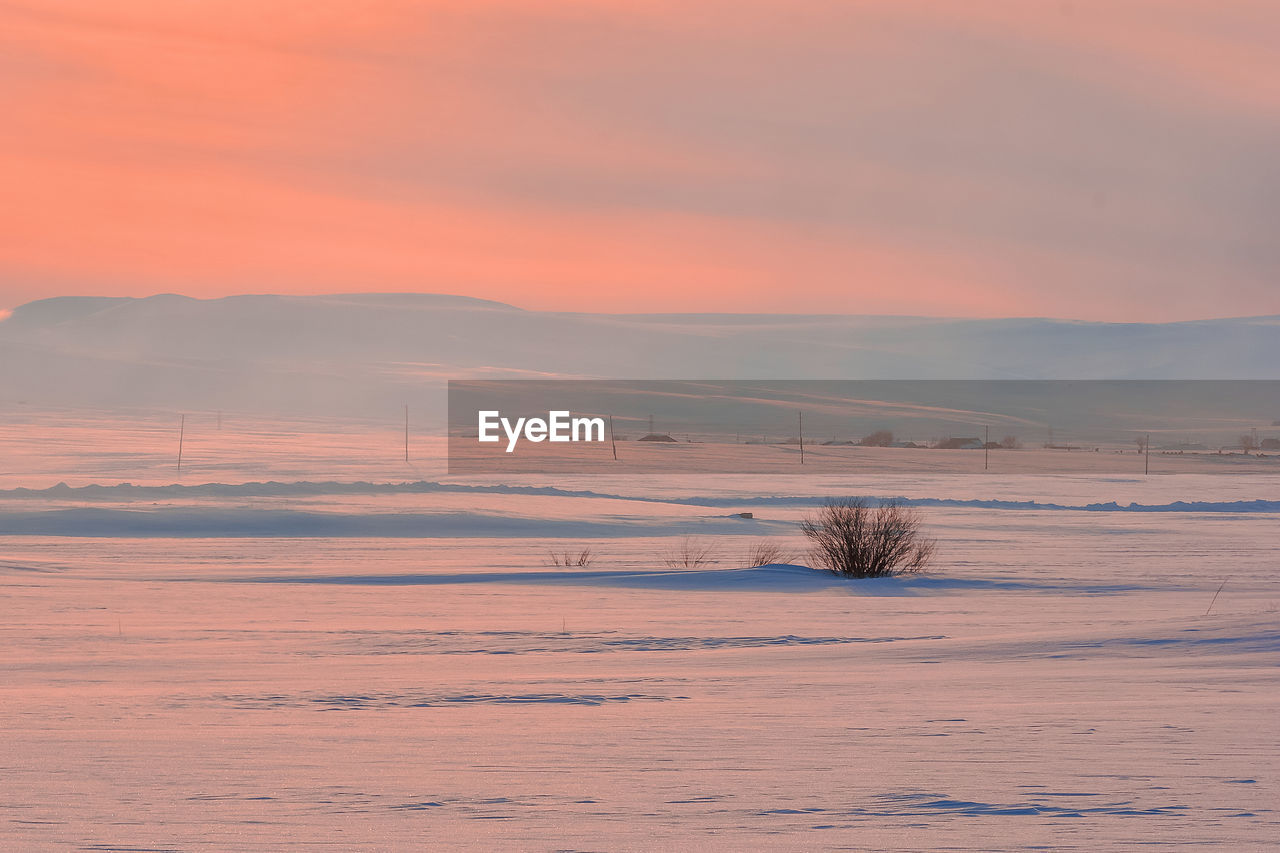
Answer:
[936,437,983,450]
[1261,438,1280,451]
[637,433,678,442]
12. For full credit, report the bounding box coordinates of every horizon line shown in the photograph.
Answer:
[4,291,1278,327]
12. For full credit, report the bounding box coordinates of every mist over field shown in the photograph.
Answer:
[1,293,1277,849]
[3,293,1279,416]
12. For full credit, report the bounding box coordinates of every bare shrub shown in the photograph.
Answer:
[547,547,594,567]
[663,536,717,569]
[800,498,935,578]
[745,540,797,567]
[859,429,894,447]
[999,434,1021,449]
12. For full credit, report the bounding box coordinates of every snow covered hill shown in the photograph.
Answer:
[2,293,1277,413]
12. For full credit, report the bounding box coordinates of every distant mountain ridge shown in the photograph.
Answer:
[1,293,1277,414]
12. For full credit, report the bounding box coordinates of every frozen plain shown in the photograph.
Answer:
[1,415,1278,851]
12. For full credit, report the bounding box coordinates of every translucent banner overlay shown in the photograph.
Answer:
[447,380,1280,475]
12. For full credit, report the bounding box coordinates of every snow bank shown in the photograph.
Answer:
[5,479,1279,514]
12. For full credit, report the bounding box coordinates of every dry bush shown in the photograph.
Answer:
[800,498,935,578]
[663,536,718,569]
[745,540,797,567]
[547,547,594,567]
[859,429,894,447]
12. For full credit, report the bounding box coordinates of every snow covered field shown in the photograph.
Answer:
[2,414,1277,849]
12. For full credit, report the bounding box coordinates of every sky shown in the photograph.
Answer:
[2,0,1278,321]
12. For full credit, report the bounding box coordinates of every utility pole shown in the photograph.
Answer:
[798,411,805,464]
[1144,432,1150,476]
[984,424,989,471]
[609,415,618,461]
[177,414,185,471]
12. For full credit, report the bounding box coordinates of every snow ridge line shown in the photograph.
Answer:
[1,480,1278,513]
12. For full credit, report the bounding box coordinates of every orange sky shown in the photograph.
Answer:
[2,1,1278,319]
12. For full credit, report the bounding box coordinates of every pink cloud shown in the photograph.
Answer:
[1,1,1277,320]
